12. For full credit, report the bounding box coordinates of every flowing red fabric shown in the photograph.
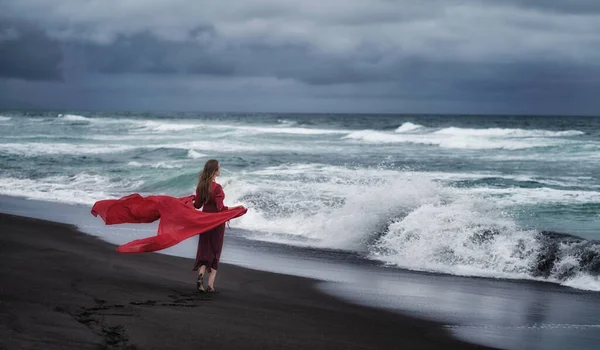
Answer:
[91,193,247,253]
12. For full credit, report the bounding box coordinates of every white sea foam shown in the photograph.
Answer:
[344,124,584,149]
[2,134,83,140]
[463,186,600,206]
[166,141,263,153]
[434,127,584,138]
[277,119,298,126]
[57,114,92,122]
[562,274,600,292]
[53,116,182,132]
[0,116,11,121]
[89,134,185,141]
[487,149,600,162]
[218,163,600,291]
[165,140,319,153]
[187,149,207,159]
[140,120,202,132]
[127,161,182,169]
[231,173,441,250]
[228,165,448,248]
[131,120,345,136]
[343,130,559,149]
[0,142,137,156]
[0,173,142,205]
[224,125,348,135]
[0,139,310,157]
[235,164,600,213]
[153,162,183,169]
[370,196,540,277]
[395,122,423,133]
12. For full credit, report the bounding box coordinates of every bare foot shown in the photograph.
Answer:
[196,274,205,292]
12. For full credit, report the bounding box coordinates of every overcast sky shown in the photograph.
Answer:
[1,0,599,115]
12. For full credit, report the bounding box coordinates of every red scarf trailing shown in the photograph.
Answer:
[91,193,247,253]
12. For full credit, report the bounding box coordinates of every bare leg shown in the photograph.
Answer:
[207,268,218,291]
[196,265,207,292]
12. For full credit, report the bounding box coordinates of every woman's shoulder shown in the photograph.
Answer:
[211,182,225,197]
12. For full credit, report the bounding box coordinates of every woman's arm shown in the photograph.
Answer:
[213,184,229,212]
[193,188,202,209]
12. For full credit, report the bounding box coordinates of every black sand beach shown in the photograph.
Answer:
[0,213,493,349]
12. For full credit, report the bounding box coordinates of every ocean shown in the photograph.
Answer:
[1,111,599,293]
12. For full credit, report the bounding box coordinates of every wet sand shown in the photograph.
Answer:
[0,213,493,349]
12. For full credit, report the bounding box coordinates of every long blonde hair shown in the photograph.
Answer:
[196,159,219,208]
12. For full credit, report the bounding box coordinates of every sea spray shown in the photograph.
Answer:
[225,165,600,290]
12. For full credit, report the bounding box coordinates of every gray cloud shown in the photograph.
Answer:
[503,0,600,14]
[76,32,235,76]
[4,0,600,61]
[0,0,599,114]
[0,22,63,81]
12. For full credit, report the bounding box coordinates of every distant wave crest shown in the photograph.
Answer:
[434,127,584,138]
[57,114,92,122]
[395,122,423,133]
[343,125,584,149]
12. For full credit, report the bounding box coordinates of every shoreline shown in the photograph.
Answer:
[0,213,493,349]
[0,193,594,293]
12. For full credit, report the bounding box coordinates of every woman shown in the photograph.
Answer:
[193,159,242,293]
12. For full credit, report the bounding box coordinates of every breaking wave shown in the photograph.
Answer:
[395,122,423,133]
[224,164,600,291]
[56,114,92,122]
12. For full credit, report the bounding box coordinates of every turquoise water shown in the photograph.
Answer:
[1,111,599,290]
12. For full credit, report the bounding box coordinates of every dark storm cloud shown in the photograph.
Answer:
[0,22,62,81]
[72,34,389,85]
[77,32,234,76]
[0,0,599,114]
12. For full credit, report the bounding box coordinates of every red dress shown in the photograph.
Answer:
[193,182,229,271]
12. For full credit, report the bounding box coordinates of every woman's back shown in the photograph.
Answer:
[197,182,227,213]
